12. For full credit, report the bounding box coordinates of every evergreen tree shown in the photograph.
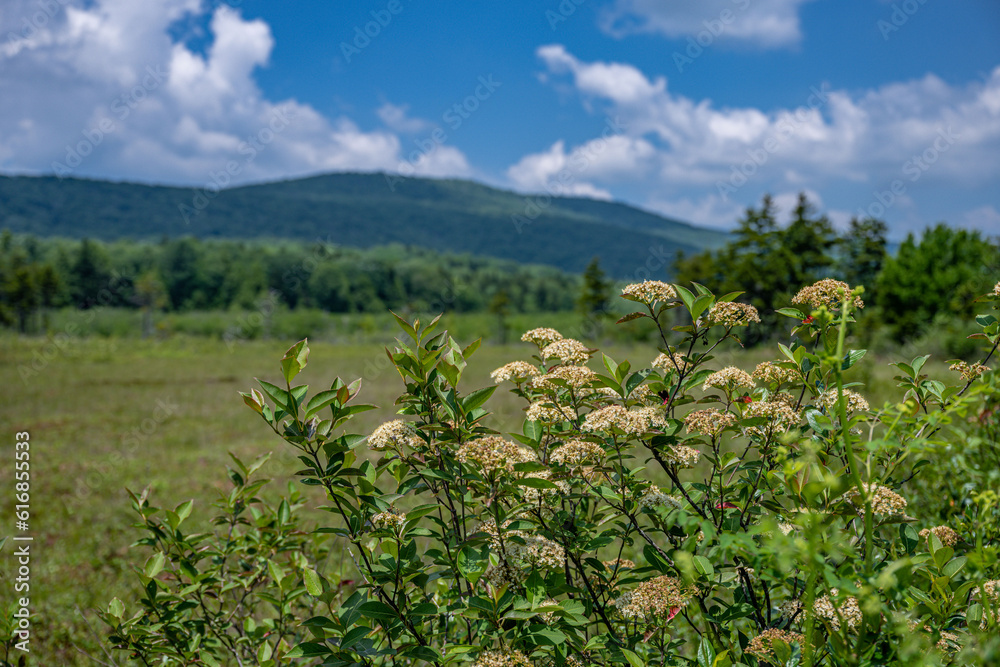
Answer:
[875,224,999,341]
[489,289,510,344]
[7,259,39,333]
[838,217,888,298]
[577,256,612,332]
[70,238,111,308]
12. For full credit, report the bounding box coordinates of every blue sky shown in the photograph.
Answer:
[1,0,998,238]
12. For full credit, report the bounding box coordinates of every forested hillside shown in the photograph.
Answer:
[0,172,729,276]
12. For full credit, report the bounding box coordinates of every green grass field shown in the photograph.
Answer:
[0,328,951,665]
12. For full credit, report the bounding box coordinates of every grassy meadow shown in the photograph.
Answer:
[0,321,954,666]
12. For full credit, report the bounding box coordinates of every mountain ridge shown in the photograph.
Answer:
[0,171,730,276]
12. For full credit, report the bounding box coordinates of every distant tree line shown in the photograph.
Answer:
[0,232,579,332]
[3,193,997,347]
[674,193,1000,345]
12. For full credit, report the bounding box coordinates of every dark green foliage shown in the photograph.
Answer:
[0,233,580,330]
[875,224,1000,341]
[69,239,112,309]
[674,193,839,341]
[102,286,1000,666]
[0,173,729,276]
[0,246,61,331]
[577,256,611,319]
[674,193,995,345]
[838,217,888,302]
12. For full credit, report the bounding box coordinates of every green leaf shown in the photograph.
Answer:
[410,602,439,617]
[358,600,398,621]
[691,293,714,320]
[693,555,715,578]
[286,642,332,658]
[240,390,264,414]
[303,568,323,596]
[406,504,439,522]
[457,546,488,584]
[340,625,372,650]
[771,638,792,665]
[403,646,443,663]
[517,477,558,489]
[144,552,166,579]
[257,640,273,663]
[804,408,833,434]
[900,524,919,553]
[256,379,292,413]
[624,371,650,398]
[525,570,546,604]
[697,636,717,667]
[911,354,930,376]
[174,499,193,523]
[621,648,645,667]
[842,349,867,370]
[617,311,646,324]
[462,385,497,413]
[942,556,967,578]
[303,389,341,419]
[108,597,125,620]
[675,284,696,312]
[267,560,287,589]
[523,419,543,442]
[776,307,805,319]
[933,546,955,570]
[281,339,310,384]
[602,353,620,378]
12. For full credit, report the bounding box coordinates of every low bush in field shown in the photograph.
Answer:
[90,279,1000,666]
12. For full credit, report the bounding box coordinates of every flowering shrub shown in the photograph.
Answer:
[104,279,1000,666]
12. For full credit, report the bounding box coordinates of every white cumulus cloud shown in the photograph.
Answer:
[0,0,473,186]
[599,0,813,48]
[514,45,1000,232]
